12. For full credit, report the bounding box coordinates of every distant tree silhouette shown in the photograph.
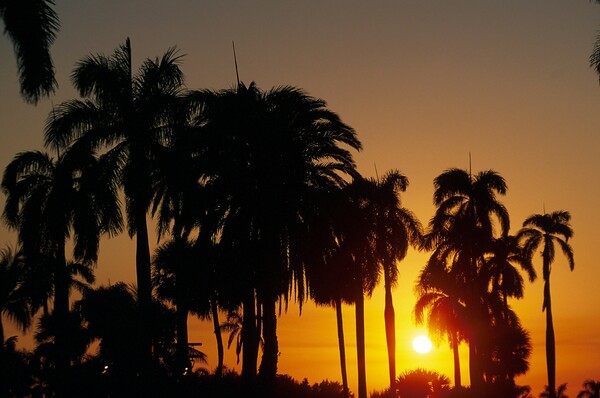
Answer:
[577,380,600,398]
[45,38,186,375]
[518,211,575,398]
[2,148,120,396]
[0,0,59,103]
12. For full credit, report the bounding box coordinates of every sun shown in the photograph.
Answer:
[412,335,433,354]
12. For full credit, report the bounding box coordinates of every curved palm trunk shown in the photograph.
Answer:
[241,290,258,380]
[355,291,367,398]
[210,298,224,377]
[259,296,278,380]
[335,298,350,398]
[451,332,461,388]
[54,242,70,397]
[383,278,396,389]
[544,278,556,398]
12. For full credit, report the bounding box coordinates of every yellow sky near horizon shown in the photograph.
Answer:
[2,1,600,396]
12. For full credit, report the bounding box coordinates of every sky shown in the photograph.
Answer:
[1,0,600,395]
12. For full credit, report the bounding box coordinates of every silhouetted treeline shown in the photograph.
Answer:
[0,38,582,398]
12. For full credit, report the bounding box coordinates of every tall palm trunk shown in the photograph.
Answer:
[334,297,350,398]
[383,275,396,389]
[355,291,367,398]
[210,298,224,377]
[54,242,70,397]
[259,295,278,380]
[241,290,258,379]
[134,202,153,380]
[451,332,461,388]
[544,277,556,398]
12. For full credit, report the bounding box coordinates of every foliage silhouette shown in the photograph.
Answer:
[0,0,59,103]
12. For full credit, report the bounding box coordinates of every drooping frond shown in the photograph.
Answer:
[2,0,59,103]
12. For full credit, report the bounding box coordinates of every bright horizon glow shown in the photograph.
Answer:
[412,335,433,354]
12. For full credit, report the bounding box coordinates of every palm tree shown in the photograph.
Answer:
[0,246,31,397]
[305,196,357,398]
[577,380,600,398]
[220,310,265,366]
[423,168,510,389]
[329,178,385,398]
[198,82,361,380]
[44,38,185,366]
[350,170,422,389]
[518,211,575,398]
[0,0,59,103]
[415,263,467,388]
[483,235,536,317]
[2,148,120,396]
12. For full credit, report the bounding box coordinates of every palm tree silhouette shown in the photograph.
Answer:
[483,235,536,317]
[350,170,422,390]
[305,192,357,398]
[518,211,574,398]
[45,38,185,368]
[327,178,386,398]
[577,380,600,398]
[423,168,510,390]
[415,264,467,388]
[0,0,59,103]
[2,147,120,395]
[198,82,361,380]
[0,246,31,396]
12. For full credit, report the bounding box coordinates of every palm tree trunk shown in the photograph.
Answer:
[451,332,461,388]
[210,298,224,377]
[544,279,556,398]
[241,290,258,380]
[135,204,153,360]
[259,295,278,380]
[334,297,350,398]
[383,281,396,389]
[355,292,368,398]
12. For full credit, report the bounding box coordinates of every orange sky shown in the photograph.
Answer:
[2,1,600,396]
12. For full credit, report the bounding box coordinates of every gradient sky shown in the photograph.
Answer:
[1,1,600,395]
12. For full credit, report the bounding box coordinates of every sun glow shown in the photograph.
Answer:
[412,335,433,354]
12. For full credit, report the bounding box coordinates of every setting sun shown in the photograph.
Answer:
[412,335,433,354]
